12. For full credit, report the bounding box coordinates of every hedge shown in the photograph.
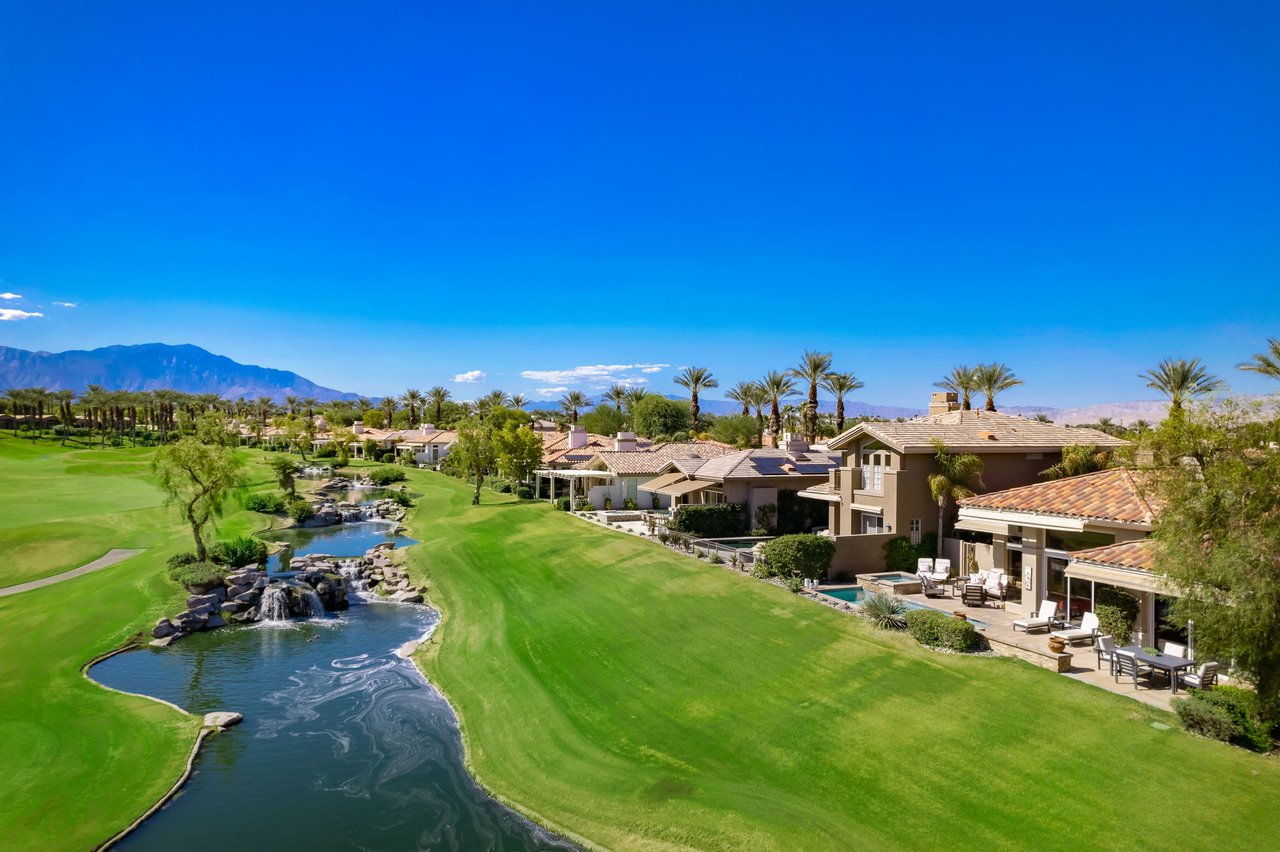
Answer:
[368,466,408,485]
[167,560,228,591]
[904,609,981,652]
[668,503,748,538]
[243,493,285,514]
[760,534,836,580]
[1173,686,1274,752]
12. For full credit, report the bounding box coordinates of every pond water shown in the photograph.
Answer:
[263,522,419,570]
[89,522,574,851]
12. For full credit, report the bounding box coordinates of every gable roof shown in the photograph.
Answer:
[1069,539,1156,572]
[691,448,842,481]
[828,409,1130,453]
[958,468,1157,527]
[579,441,736,475]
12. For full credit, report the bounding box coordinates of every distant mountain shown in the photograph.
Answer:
[1002,402,1171,426]
[0,343,360,402]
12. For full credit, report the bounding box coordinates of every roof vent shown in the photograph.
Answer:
[979,431,997,440]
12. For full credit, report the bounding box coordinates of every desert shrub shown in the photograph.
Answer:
[860,592,908,630]
[750,563,774,579]
[515,485,534,499]
[288,499,316,523]
[573,496,592,511]
[905,609,980,652]
[313,443,337,459]
[167,560,227,591]
[657,530,671,545]
[784,576,805,593]
[622,497,638,510]
[379,452,396,463]
[761,534,836,580]
[209,535,269,568]
[555,497,571,511]
[368,466,408,485]
[668,504,749,538]
[243,492,286,514]
[1174,696,1242,745]
[166,552,199,570]
[1194,686,1273,752]
[387,490,414,507]
[1094,604,1136,645]
[709,551,724,564]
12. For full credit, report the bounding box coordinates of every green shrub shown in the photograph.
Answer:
[378,452,396,463]
[1094,604,1135,645]
[622,498,638,510]
[166,552,199,570]
[386,490,413,507]
[243,492,286,514]
[860,592,908,630]
[1174,695,1242,745]
[209,535,269,568]
[709,551,724,564]
[760,534,836,580]
[368,466,408,485]
[668,504,749,538]
[313,444,337,459]
[883,537,919,572]
[748,528,769,538]
[167,560,228,591]
[288,499,316,523]
[516,485,534,499]
[784,576,805,593]
[750,563,774,579]
[556,497,571,511]
[905,609,980,652]
[1195,686,1272,752]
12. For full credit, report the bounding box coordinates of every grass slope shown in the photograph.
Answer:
[408,472,1279,850]
[0,437,283,850]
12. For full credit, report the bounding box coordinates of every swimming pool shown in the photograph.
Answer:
[820,587,988,628]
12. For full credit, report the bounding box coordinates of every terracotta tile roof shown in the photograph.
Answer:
[693,448,842,481]
[577,441,736,475]
[542,433,650,466]
[1069,539,1156,572]
[958,469,1157,527]
[829,409,1131,453]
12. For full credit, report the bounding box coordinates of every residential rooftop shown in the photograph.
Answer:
[959,468,1158,527]
[828,409,1131,453]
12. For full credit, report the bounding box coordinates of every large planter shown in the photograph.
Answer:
[1047,636,1067,654]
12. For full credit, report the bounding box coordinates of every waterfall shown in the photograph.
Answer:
[260,584,290,621]
[297,585,325,617]
[340,562,369,596]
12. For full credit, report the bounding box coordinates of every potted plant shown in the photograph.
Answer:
[1048,636,1067,654]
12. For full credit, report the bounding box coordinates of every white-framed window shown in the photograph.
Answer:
[862,514,884,534]
[860,451,887,491]
[909,518,921,545]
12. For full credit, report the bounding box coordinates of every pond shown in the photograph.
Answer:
[90,523,574,850]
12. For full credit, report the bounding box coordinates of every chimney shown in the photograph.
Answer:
[780,432,810,453]
[567,424,587,449]
[421,423,435,433]
[615,431,637,452]
[929,392,960,416]
[352,421,364,435]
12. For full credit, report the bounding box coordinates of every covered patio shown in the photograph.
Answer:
[533,468,615,504]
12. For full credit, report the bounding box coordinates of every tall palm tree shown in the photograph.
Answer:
[725,381,754,416]
[54,389,75,444]
[509,393,528,410]
[821,372,863,433]
[379,395,397,429]
[759,371,798,437]
[400,389,424,424]
[624,387,650,412]
[604,384,630,413]
[1140,357,1223,415]
[1237,338,1280,381]
[284,395,301,417]
[426,386,451,424]
[927,439,984,556]
[975,362,1023,412]
[302,396,319,420]
[934,365,980,411]
[787,351,832,443]
[743,381,767,444]
[674,366,718,431]
[559,391,590,424]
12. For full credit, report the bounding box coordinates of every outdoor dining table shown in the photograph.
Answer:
[1119,646,1195,693]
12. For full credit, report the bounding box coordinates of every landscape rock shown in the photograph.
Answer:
[203,711,243,728]
[152,618,177,639]
[389,589,424,604]
[220,602,241,614]
[188,603,216,617]
[186,593,221,610]
[234,589,261,606]
[204,613,227,630]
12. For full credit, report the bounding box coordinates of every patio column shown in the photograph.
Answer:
[1016,528,1044,618]
[1135,591,1157,646]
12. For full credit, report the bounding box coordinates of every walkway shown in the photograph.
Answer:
[0,548,146,597]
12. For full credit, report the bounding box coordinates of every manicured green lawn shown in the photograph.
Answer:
[407,472,1280,850]
[0,437,286,850]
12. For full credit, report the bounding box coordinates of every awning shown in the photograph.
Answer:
[654,478,715,497]
[849,502,883,515]
[954,517,1010,535]
[533,469,614,479]
[798,485,841,503]
[638,472,686,493]
[1065,560,1175,596]
[956,508,1085,533]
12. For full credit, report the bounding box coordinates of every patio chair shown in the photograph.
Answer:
[1050,611,1100,646]
[1012,600,1058,633]
[1114,650,1156,689]
[916,558,934,578]
[961,583,985,607]
[1094,634,1119,675]
[931,559,952,581]
[1159,641,1188,658]
[920,574,948,598]
[1177,662,1220,691]
[981,571,1007,602]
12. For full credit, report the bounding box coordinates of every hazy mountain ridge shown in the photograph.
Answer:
[0,343,360,402]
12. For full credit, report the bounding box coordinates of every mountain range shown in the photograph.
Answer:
[0,343,358,403]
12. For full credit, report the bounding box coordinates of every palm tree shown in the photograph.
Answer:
[1140,357,1224,415]
[759,371,798,437]
[725,382,754,416]
[787,351,832,443]
[426,386,451,425]
[1032,413,1052,423]
[604,384,630,413]
[1132,419,1151,435]
[975,362,1023,412]
[559,391,590,424]
[400,389,424,424]
[284,395,301,417]
[934,365,980,410]
[302,397,318,420]
[1041,444,1114,480]
[743,381,767,444]
[509,393,528,410]
[674,366,718,431]
[54,389,75,444]
[1237,338,1280,381]
[927,439,984,556]
[821,372,863,433]
[379,395,397,429]
[624,387,650,412]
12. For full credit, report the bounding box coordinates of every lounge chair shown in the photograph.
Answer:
[1012,600,1058,633]
[916,558,934,578]
[1095,634,1119,675]
[1160,641,1188,659]
[1114,650,1156,689]
[981,571,1007,602]
[1177,662,1219,691]
[961,583,985,607]
[931,559,952,581]
[1050,611,1100,646]
[920,574,948,598]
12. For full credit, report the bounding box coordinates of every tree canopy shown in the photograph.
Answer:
[632,395,691,440]
[153,414,244,560]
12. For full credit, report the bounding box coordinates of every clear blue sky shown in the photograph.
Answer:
[1,1,1277,407]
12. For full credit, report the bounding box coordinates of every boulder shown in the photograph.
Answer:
[253,577,268,590]
[390,589,424,604]
[203,711,243,728]
[188,603,216,617]
[227,584,253,598]
[152,619,177,639]
[235,589,261,606]
[150,633,184,647]
[186,593,221,610]
[176,610,207,630]
[204,613,227,630]
[229,607,258,624]
[220,602,241,614]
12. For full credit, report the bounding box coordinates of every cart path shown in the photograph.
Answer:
[0,548,146,597]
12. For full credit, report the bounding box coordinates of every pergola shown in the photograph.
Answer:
[533,468,615,503]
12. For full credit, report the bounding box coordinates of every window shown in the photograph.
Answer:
[860,451,887,491]
[862,515,884,534]
[909,518,921,545]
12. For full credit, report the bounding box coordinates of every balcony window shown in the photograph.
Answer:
[860,451,887,491]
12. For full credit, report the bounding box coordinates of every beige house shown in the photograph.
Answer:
[394,426,458,464]
[804,393,1129,575]
[571,440,737,510]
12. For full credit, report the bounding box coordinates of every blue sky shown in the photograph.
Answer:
[1,1,1277,407]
